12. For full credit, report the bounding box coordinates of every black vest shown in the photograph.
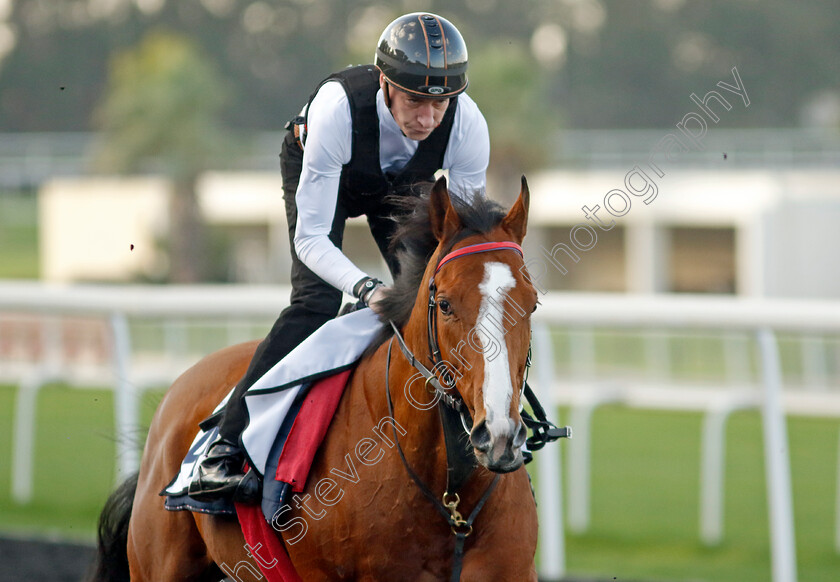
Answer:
[305,65,458,217]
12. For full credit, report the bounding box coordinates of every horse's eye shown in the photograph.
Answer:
[438,299,452,315]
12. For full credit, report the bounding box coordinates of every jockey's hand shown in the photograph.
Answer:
[367,285,388,315]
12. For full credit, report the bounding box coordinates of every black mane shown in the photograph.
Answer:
[366,187,509,352]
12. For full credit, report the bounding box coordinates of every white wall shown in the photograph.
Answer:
[39,170,840,296]
[39,177,171,282]
[528,169,840,298]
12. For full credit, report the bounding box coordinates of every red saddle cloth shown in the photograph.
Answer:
[234,368,351,581]
[235,502,302,582]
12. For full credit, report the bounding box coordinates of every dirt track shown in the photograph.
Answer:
[0,537,95,582]
[0,536,632,582]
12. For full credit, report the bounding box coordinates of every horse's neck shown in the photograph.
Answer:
[353,333,451,490]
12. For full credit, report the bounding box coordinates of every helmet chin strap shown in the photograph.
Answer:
[378,80,401,133]
[382,79,392,108]
[383,81,412,139]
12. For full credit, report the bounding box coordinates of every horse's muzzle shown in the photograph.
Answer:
[470,419,527,473]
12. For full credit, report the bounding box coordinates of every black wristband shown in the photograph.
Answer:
[353,277,383,304]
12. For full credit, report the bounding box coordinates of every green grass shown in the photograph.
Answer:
[534,406,840,581]
[0,195,39,279]
[0,383,164,543]
[1,384,839,580]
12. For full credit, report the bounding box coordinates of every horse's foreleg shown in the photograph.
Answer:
[459,471,539,582]
[460,552,538,582]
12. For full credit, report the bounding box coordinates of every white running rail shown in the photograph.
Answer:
[2,283,839,582]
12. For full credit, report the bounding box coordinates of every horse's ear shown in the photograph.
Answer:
[429,176,462,241]
[501,175,530,243]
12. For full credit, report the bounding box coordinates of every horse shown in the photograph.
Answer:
[89,176,541,581]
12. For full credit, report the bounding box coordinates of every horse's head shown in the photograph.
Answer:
[423,176,537,473]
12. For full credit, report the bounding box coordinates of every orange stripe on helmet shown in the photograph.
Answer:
[418,14,431,88]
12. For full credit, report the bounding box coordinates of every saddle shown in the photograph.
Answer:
[161,308,384,519]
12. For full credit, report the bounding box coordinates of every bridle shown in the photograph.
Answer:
[383,240,524,582]
[384,238,571,581]
[389,240,525,431]
[388,237,570,447]
[427,241,524,370]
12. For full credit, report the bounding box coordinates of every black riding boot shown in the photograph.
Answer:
[188,438,259,503]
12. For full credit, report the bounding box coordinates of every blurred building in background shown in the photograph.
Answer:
[1,0,839,297]
[12,127,840,299]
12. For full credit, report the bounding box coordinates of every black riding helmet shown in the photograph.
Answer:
[374,12,468,99]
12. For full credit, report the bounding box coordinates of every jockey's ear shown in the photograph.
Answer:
[501,175,530,244]
[429,176,462,242]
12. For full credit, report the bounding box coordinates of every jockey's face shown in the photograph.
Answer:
[380,74,450,141]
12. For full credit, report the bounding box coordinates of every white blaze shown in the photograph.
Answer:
[477,262,517,437]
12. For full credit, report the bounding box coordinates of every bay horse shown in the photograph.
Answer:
[89,176,541,581]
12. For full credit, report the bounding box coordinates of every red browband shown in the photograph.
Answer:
[434,241,524,274]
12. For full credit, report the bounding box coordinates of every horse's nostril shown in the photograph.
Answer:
[470,420,491,452]
[513,422,527,448]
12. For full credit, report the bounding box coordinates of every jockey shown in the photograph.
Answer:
[189,12,490,502]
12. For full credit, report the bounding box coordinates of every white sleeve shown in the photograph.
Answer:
[292,82,370,296]
[442,94,490,201]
